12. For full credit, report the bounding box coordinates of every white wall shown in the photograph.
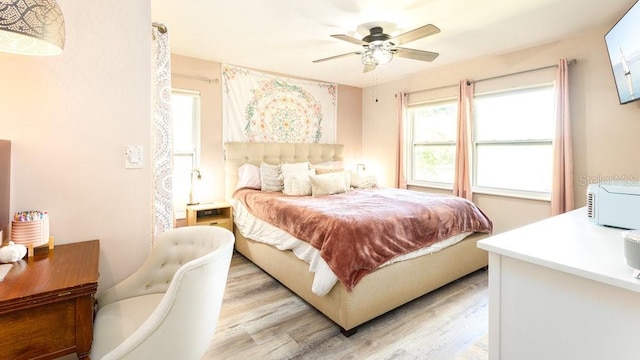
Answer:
[363,26,640,234]
[0,1,152,291]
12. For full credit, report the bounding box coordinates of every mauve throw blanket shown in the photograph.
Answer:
[234,188,493,291]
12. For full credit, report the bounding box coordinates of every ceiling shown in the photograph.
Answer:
[150,0,635,88]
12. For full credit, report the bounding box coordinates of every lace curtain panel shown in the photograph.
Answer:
[222,64,337,144]
[151,23,173,243]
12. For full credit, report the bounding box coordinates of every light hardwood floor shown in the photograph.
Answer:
[203,252,489,360]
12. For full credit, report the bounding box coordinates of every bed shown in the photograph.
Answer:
[224,142,492,335]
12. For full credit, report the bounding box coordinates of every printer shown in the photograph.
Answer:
[587,182,640,229]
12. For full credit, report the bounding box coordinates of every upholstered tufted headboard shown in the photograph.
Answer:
[223,142,344,200]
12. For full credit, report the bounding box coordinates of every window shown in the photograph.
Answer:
[171,89,201,218]
[473,85,555,197]
[407,100,458,186]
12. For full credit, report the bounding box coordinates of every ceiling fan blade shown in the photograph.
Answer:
[394,47,439,62]
[363,64,376,73]
[312,51,361,63]
[331,34,368,45]
[390,24,440,45]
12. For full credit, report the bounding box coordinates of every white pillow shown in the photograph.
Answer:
[279,162,311,192]
[309,172,347,196]
[342,170,351,190]
[236,163,261,190]
[350,170,377,189]
[282,170,315,196]
[315,167,350,190]
[260,163,282,192]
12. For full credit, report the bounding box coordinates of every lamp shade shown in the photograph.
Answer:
[361,42,393,66]
[0,0,65,56]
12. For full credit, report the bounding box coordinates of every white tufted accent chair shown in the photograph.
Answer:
[90,226,235,360]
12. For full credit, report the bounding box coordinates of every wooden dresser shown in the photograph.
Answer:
[0,240,100,359]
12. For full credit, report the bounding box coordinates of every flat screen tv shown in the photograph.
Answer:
[605,0,640,105]
[0,140,10,233]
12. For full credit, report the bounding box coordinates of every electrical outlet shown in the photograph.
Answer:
[125,145,143,169]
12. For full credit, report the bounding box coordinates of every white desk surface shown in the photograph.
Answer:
[477,207,640,293]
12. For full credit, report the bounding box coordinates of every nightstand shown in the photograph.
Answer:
[186,202,233,231]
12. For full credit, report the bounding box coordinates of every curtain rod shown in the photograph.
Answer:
[467,58,577,85]
[152,22,167,34]
[172,73,219,84]
[405,58,577,96]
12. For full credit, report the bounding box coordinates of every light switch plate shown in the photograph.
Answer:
[125,145,143,169]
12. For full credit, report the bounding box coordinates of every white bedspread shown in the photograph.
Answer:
[230,199,471,296]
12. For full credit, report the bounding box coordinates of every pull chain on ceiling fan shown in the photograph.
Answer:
[313,23,441,73]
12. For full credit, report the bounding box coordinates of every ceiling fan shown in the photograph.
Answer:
[313,23,441,73]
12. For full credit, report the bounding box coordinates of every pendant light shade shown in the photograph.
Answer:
[0,0,65,56]
[361,42,394,66]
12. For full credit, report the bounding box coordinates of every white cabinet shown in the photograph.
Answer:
[478,208,640,360]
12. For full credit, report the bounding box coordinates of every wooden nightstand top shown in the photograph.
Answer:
[186,201,230,211]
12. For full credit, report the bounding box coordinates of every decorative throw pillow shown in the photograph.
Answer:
[314,167,343,174]
[350,170,377,189]
[236,163,261,190]
[309,172,348,196]
[282,171,315,196]
[342,170,351,190]
[260,162,282,192]
[279,162,311,190]
[315,167,350,190]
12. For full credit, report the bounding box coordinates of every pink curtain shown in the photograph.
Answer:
[453,80,473,200]
[396,91,407,189]
[551,59,574,215]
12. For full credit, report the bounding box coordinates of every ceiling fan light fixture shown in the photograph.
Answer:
[361,42,393,66]
[361,50,375,66]
[317,23,440,68]
[373,46,393,65]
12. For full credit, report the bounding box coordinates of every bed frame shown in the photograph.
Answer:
[224,142,489,335]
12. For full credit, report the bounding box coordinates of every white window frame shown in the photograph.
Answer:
[171,89,201,219]
[405,98,458,189]
[471,84,555,200]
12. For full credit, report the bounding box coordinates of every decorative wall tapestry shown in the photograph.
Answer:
[222,64,337,143]
[151,23,173,244]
